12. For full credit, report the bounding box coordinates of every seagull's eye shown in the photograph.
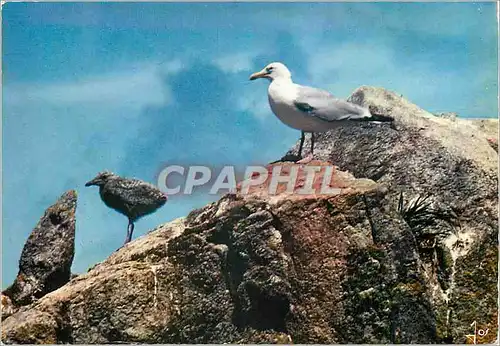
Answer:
[266,67,274,73]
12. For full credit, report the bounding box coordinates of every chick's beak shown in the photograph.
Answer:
[249,70,268,81]
[85,178,99,187]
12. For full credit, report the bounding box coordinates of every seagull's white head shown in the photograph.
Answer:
[249,62,292,82]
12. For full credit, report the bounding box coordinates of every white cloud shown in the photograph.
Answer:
[351,3,493,38]
[213,52,254,74]
[160,59,187,75]
[212,49,263,74]
[296,41,463,114]
[236,85,271,121]
[211,49,274,120]
[5,60,184,112]
[245,3,494,41]
[305,42,396,87]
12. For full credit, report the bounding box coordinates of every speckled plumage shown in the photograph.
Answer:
[85,171,167,244]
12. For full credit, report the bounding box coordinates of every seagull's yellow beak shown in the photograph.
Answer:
[249,69,268,81]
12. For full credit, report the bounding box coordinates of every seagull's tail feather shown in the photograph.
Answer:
[350,107,394,122]
[348,113,394,122]
[361,113,394,122]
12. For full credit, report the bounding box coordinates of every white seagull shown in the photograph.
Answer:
[249,62,393,161]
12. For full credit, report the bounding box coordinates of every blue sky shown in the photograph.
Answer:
[2,2,497,287]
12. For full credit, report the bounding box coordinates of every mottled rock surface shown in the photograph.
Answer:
[2,87,497,344]
[3,180,434,344]
[286,86,498,343]
[237,160,376,202]
[3,190,77,307]
[1,294,15,320]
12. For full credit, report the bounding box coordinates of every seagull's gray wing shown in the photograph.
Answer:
[293,85,368,122]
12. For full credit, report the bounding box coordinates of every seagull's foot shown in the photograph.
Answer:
[296,154,313,164]
[114,244,125,252]
[270,153,302,164]
[114,241,130,252]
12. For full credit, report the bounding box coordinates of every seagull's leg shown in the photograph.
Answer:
[298,131,305,158]
[310,132,315,156]
[124,220,135,244]
[271,131,305,163]
[297,132,315,164]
